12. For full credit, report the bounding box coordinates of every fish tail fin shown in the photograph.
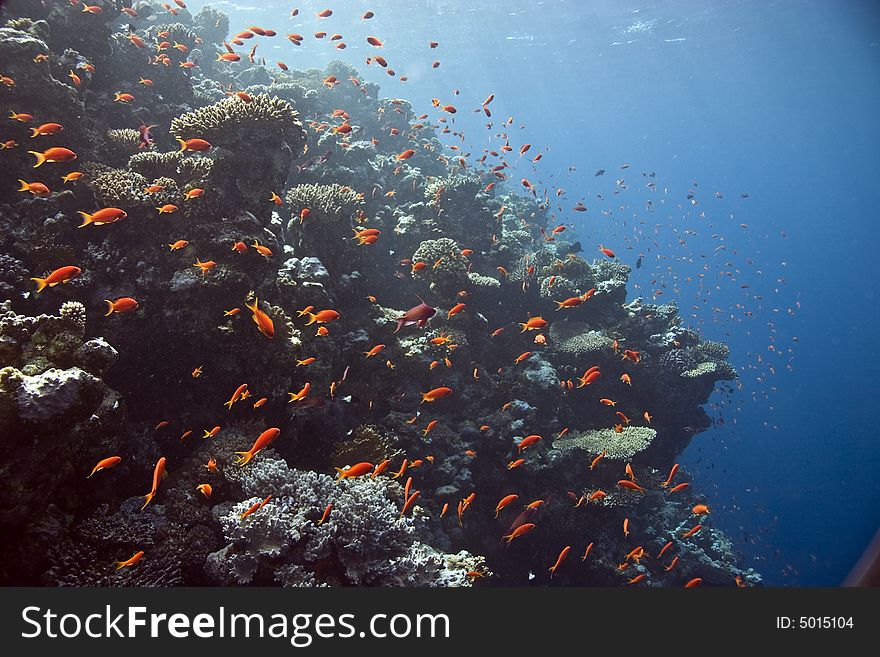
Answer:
[104,300,114,316]
[17,179,29,191]
[28,150,46,167]
[176,137,187,152]
[234,451,252,466]
[114,561,126,570]
[30,276,47,293]
[86,469,96,479]
[518,323,527,332]
[334,467,346,480]
[29,128,39,138]
[140,491,155,511]
[554,301,564,311]
[202,430,211,439]
[76,210,92,228]
[245,298,258,314]
[303,312,317,326]
[224,400,234,410]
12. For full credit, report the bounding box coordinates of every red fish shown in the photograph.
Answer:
[394,298,436,332]
[495,494,518,518]
[618,480,645,493]
[176,138,211,152]
[503,523,535,544]
[78,207,126,228]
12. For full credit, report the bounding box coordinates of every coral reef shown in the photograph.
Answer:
[0,0,751,589]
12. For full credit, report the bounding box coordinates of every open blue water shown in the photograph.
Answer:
[190,0,880,585]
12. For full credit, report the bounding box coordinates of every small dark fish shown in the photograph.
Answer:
[594,169,605,176]
[635,256,642,269]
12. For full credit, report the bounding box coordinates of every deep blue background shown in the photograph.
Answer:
[192,0,880,584]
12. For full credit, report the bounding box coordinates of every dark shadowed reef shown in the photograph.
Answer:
[0,0,757,587]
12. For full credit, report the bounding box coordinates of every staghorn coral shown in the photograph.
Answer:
[553,426,657,460]
[207,453,479,586]
[467,271,501,289]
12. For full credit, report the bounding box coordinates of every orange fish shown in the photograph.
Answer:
[598,244,616,258]
[371,459,391,478]
[193,259,216,274]
[62,171,83,183]
[644,410,653,423]
[684,577,702,588]
[234,428,280,466]
[422,419,438,435]
[514,351,532,364]
[252,397,267,409]
[503,523,535,544]
[28,146,76,167]
[185,188,204,200]
[140,457,166,510]
[581,542,594,561]
[658,541,674,559]
[204,458,218,472]
[296,357,316,367]
[507,458,525,470]
[397,148,415,160]
[625,463,637,482]
[224,384,248,410]
[202,426,221,439]
[692,504,710,515]
[589,450,606,470]
[216,52,241,62]
[287,382,310,403]
[78,207,127,228]
[599,398,617,406]
[447,302,466,318]
[316,503,333,525]
[495,494,518,518]
[251,240,273,258]
[156,204,178,214]
[113,92,134,103]
[588,490,607,502]
[682,524,702,539]
[366,36,383,47]
[623,517,631,537]
[245,298,275,338]
[304,309,340,325]
[668,482,690,493]
[661,464,679,487]
[554,296,584,310]
[549,545,571,577]
[30,122,63,137]
[421,387,452,403]
[627,573,646,585]
[176,137,211,152]
[516,434,542,453]
[336,462,374,480]
[196,483,212,499]
[115,551,144,569]
[620,373,632,386]
[9,111,34,123]
[17,180,50,196]
[519,316,548,332]
[31,265,80,292]
[104,297,138,316]
[87,455,122,478]
[240,495,273,519]
[400,490,420,517]
[618,480,645,493]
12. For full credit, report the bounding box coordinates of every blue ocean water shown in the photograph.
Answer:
[190,0,879,585]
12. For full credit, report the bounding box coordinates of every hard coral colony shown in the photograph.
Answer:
[0,1,755,589]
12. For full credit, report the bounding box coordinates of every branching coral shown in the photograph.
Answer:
[284,183,363,228]
[411,237,468,297]
[207,453,479,586]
